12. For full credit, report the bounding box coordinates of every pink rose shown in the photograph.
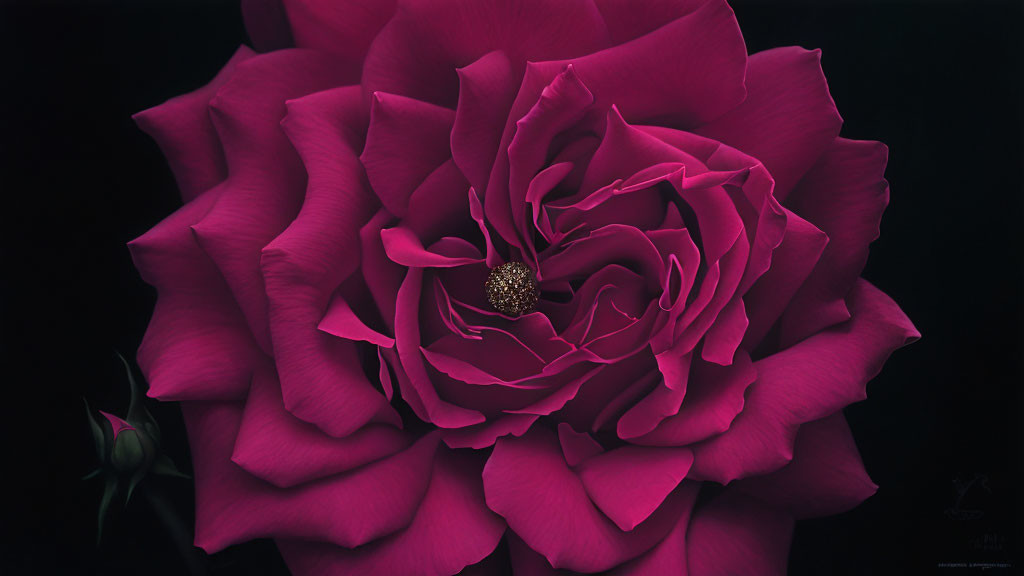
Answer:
[130,0,917,574]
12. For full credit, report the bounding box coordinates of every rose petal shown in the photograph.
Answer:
[241,0,293,52]
[278,449,505,576]
[689,280,919,483]
[453,51,518,195]
[184,402,439,551]
[734,412,879,519]
[686,490,794,576]
[266,84,397,437]
[129,190,261,402]
[780,137,892,347]
[631,350,755,447]
[281,0,396,75]
[362,0,610,107]
[133,46,254,202]
[694,47,842,202]
[361,93,455,218]
[577,445,694,531]
[231,364,410,488]
[483,426,695,572]
[193,50,350,352]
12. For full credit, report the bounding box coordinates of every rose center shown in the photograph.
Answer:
[485,262,539,316]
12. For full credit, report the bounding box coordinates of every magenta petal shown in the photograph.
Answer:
[382,227,483,268]
[231,364,410,488]
[734,412,878,519]
[507,64,595,243]
[483,427,694,572]
[610,488,696,576]
[361,0,610,107]
[571,0,746,127]
[442,413,538,450]
[281,0,396,75]
[395,268,487,428]
[558,423,604,467]
[361,93,455,217]
[631,351,755,447]
[194,50,350,352]
[99,412,134,440]
[453,51,518,195]
[781,137,891,347]
[741,209,828,349]
[133,46,254,202]
[361,209,405,330]
[184,402,439,551]
[129,190,261,402]
[318,291,395,348]
[278,449,505,576]
[695,47,842,202]
[595,0,705,44]
[266,84,397,437]
[686,490,793,576]
[690,280,919,483]
[577,446,694,531]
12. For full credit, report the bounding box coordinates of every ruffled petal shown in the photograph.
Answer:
[577,446,694,531]
[193,50,350,351]
[362,0,610,107]
[184,402,439,551]
[780,137,891,347]
[278,449,505,576]
[695,47,842,202]
[282,0,397,75]
[361,93,455,217]
[129,190,261,402]
[231,363,410,488]
[133,46,254,202]
[483,427,695,572]
[686,490,793,576]
[689,280,919,483]
[266,84,397,437]
[734,412,878,519]
[453,51,518,195]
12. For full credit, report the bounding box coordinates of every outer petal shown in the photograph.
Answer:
[576,446,694,531]
[231,364,410,488]
[687,491,794,576]
[129,190,261,402]
[570,0,747,127]
[133,46,255,202]
[267,84,397,437]
[183,402,439,551]
[362,0,610,107]
[780,137,891,347]
[690,280,919,483]
[483,427,695,572]
[194,50,350,352]
[282,0,397,76]
[695,47,843,202]
[734,412,878,519]
[278,450,505,576]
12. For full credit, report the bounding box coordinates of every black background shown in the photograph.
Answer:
[1,1,1021,574]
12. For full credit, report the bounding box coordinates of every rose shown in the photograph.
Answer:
[129,0,917,574]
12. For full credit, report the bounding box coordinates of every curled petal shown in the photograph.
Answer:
[483,426,696,572]
[184,402,439,551]
[687,490,794,576]
[278,449,505,576]
[690,280,919,483]
[734,412,879,519]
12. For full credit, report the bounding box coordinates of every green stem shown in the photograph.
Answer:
[141,483,208,576]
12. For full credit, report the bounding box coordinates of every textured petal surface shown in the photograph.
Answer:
[278,450,505,576]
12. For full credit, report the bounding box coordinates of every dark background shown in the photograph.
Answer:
[1,0,1021,574]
